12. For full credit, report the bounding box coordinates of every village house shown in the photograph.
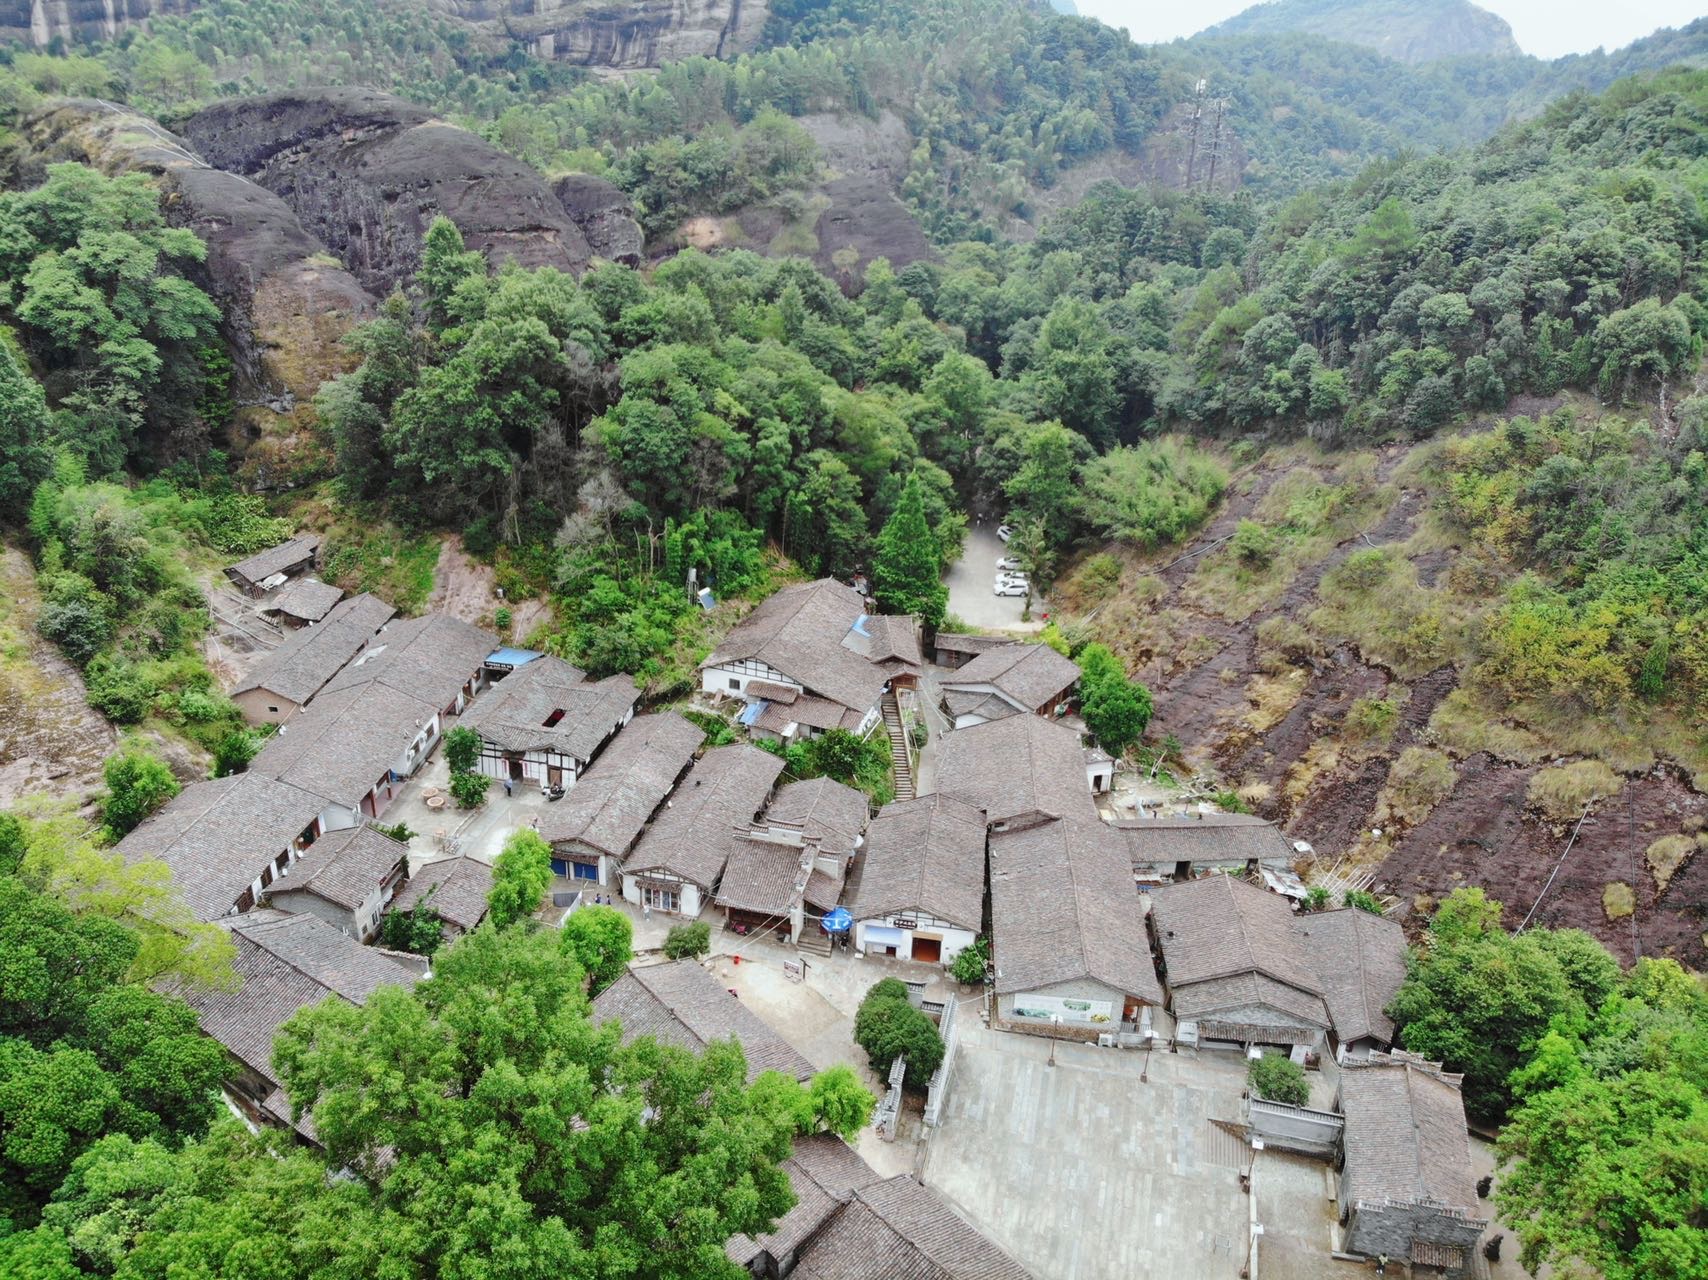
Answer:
[388,855,495,941]
[620,744,786,916]
[460,655,639,792]
[1298,907,1410,1059]
[700,578,921,741]
[172,910,418,1138]
[729,1133,886,1278]
[1113,811,1301,884]
[537,712,705,885]
[935,713,1102,827]
[937,641,1081,729]
[847,793,987,966]
[592,958,816,1084]
[1148,873,1332,1054]
[1337,1051,1488,1277]
[715,776,870,944]
[989,814,1165,1037]
[260,823,408,942]
[232,592,396,725]
[930,631,1013,671]
[225,534,322,597]
[116,772,334,920]
[263,577,344,628]
[250,612,498,824]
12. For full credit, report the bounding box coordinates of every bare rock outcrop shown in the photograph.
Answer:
[435,0,769,68]
[553,173,643,266]
[180,88,600,296]
[20,99,376,485]
[0,0,192,49]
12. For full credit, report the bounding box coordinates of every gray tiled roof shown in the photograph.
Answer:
[989,816,1162,1004]
[939,642,1080,714]
[727,1134,884,1267]
[391,855,493,932]
[851,795,987,933]
[323,612,497,711]
[592,959,816,1083]
[704,579,919,718]
[1298,908,1408,1046]
[932,633,1011,657]
[115,773,328,921]
[234,593,396,705]
[941,690,1021,725]
[227,535,320,587]
[269,577,343,623]
[249,681,436,810]
[1169,971,1332,1029]
[460,657,637,761]
[792,1174,1035,1280]
[767,776,869,856]
[755,692,861,734]
[936,714,1095,826]
[1340,1052,1481,1213]
[622,745,785,891]
[269,824,406,911]
[714,837,803,916]
[175,910,414,1086]
[1111,814,1297,868]
[536,713,704,857]
[1150,875,1329,1027]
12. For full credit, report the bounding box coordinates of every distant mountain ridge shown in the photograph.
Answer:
[1204,0,1523,64]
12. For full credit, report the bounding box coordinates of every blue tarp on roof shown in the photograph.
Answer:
[485,647,542,670]
[851,614,871,637]
[738,700,767,727]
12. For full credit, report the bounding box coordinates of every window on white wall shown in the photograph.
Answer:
[728,678,740,691]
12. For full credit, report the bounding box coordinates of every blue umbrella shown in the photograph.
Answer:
[821,907,853,933]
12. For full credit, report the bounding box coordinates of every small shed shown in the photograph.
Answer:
[266,577,344,628]
[226,535,321,596]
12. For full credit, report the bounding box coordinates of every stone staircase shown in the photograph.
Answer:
[881,691,914,801]
[796,927,833,957]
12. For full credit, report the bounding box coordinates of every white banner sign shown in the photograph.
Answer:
[1012,993,1115,1024]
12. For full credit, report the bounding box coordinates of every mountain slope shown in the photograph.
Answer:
[1205,0,1522,64]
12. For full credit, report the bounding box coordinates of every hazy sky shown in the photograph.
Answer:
[1072,1,1707,60]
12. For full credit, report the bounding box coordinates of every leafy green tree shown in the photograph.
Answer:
[443,725,482,775]
[1004,420,1088,540]
[559,904,634,994]
[1077,438,1228,549]
[852,979,943,1091]
[663,920,712,960]
[803,1065,876,1141]
[949,936,989,984]
[0,340,52,515]
[487,828,552,928]
[448,769,491,810]
[1386,888,1590,1125]
[871,473,948,628]
[268,925,802,1278]
[209,729,258,779]
[1248,1054,1310,1106]
[416,217,487,333]
[785,451,868,578]
[1076,643,1153,755]
[378,902,444,956]
[99,747,180,842]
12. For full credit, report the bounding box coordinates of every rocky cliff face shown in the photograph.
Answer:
[0,0,192,48]
[1204,0,1523,65]
[2,0,765,70]
[20,99,377,487]
[442,0,769,66]
[180,89,639,296]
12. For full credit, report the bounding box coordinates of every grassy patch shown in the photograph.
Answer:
[1245,669,1307,733]
[1344,694,1402,745]
[322,529,441,614]
[1308,546,1464,678]
[1427,690,1548,763]
[1526,760,1623,823]
[1254,615,1322,674]
[1373,746,1457,828]
[1602,881,1635,920]
[1645,833,1704,894]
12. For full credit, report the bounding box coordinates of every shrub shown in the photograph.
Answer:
[1303,886,1331,911]
[494,606,513,633]
[449,769,491,809]
[85,656,157,724]
[1231,519,1275,567]
[444,726,482,775]
[682,708,738,747]
[211,729,258,778]
[372,821,416,844]
[949,936,989,984]
[1344,889,1385,915]
[663,920,711,960]
[1248,1054,1310,1106]
[379,902,444,955]
[101,746,180,841]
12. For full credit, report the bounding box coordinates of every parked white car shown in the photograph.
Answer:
[995,555,1022,572]
[996,523,1015,542]
[993,579,1028,597]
